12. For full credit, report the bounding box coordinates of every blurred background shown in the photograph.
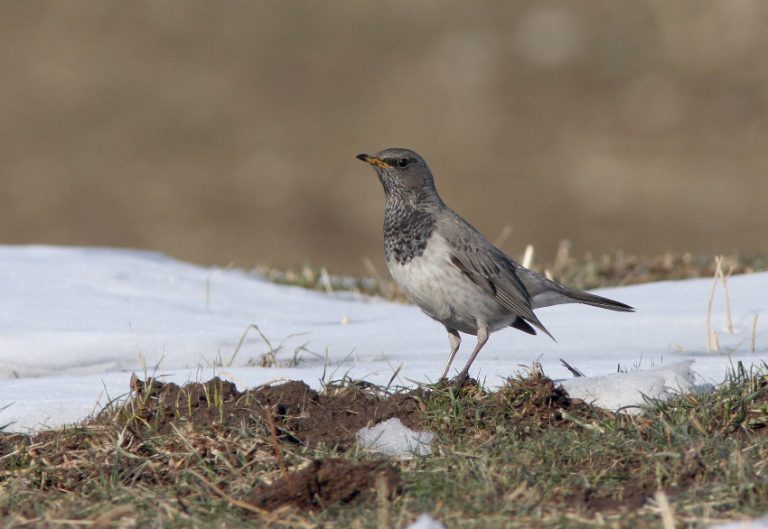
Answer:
[2,1,767,275]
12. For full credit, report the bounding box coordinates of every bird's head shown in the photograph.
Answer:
[357,148,439,203]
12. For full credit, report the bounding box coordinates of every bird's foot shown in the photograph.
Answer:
[437,374,479,392]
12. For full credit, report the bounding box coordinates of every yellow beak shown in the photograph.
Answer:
[356,153,392,169]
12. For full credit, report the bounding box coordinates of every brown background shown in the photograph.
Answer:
[2,1,767,274]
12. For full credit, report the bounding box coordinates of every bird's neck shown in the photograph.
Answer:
[383,196,437,265]
[385,184,444,210]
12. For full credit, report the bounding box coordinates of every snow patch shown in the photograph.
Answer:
[0,245,766,432]
[709,516,768,529]
[356,417,435,457]
[405,514,447,529]
[560,360,695,412]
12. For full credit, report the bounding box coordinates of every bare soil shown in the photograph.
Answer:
[125,375,427,450]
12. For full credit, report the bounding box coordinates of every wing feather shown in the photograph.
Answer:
[443,217,554,340]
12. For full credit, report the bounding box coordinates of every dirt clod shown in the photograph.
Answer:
[248,459,399,511]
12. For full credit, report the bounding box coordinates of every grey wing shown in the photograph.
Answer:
[440,214,555,339]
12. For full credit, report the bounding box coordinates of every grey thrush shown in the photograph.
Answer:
[357,148,634,383]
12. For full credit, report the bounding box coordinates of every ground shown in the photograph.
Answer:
[2,364,768,528]
[1,251,767,528]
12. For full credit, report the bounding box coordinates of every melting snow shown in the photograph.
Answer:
[561,360,696,412]
[356,417,435,457]
[710,516,768,529]
[0,245,766,432]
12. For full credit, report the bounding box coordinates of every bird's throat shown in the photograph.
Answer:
[383,198,436,265]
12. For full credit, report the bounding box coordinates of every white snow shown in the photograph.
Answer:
[0,245,766,432]
[561,360,696,412]
[710,517,768,529]
[405,514,447,529]
[356,417,435,457]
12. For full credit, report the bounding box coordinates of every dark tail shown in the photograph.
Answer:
[560,287,635,312]
[518,267,635,312]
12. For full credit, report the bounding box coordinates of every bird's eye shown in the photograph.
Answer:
[397,158,410,168]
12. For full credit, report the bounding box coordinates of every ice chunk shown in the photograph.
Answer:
[560,360,695,413]
[356,417,435,457]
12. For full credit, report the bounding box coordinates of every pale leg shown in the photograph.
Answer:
[456,324,489,383]
[439,327,461,380]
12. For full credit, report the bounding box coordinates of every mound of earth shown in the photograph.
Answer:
[125,375,427,450]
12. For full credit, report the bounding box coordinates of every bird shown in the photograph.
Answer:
[357,147,635,383]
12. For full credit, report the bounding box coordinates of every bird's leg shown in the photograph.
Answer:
[439,327,461,381]
[455,324,489,383]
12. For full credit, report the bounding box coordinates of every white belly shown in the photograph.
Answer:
[387,234,515,335]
